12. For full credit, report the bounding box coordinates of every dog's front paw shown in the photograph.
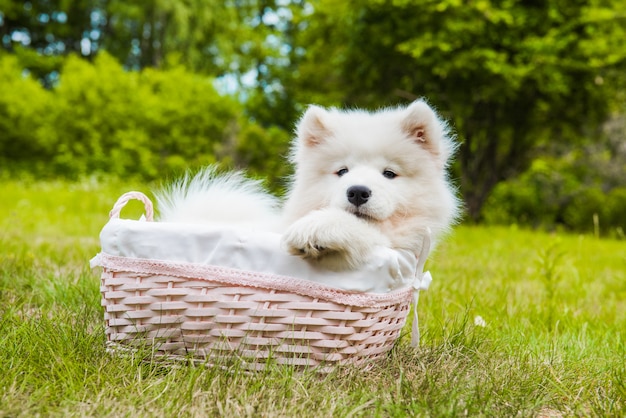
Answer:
[282,222,332,260]
[281,209,389,270]
[284,237,326,259]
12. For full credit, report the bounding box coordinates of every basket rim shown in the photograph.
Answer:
[93,252,414,308]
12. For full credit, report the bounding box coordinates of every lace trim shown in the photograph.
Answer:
[93,252,413,308]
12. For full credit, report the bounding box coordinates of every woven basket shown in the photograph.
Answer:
[93,192,431,371]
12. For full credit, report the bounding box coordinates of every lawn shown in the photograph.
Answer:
[1,178,624,417]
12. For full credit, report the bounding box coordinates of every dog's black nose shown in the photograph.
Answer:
[347,185,371,207]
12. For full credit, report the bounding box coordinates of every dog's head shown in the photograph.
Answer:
[287,99,457,233]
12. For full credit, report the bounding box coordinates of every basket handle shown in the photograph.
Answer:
[109,191,154,221]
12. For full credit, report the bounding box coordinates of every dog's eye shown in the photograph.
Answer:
[382,170,397,179]
[336,168,349,177]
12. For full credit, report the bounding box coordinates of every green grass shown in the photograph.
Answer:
[1,178,624,417]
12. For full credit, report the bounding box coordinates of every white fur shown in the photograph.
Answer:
[156,99,460,271]
[281,99,460,269]
[155,167,280,230]
[281,207,392,271]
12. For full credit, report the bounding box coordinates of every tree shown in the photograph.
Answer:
[293,0,626,220]
[102,0,229,72]
[0,1,293,86]
[0,0,104,85]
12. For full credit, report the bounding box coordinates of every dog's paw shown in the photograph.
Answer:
[282,230,331,259]
[281,208,390,270]
[282,225,360,270]
[281,215,335,259]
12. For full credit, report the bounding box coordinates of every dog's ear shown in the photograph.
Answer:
[401,100,451,162]
[297,105,330,146]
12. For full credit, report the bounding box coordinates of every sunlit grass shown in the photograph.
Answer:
[1,178,624,416]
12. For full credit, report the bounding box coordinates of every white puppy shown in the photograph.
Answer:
[280,100,460,270]
[157,100,459,271]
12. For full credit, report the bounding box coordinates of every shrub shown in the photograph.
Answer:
[482,159,579,229]
[0,52,292,185]
[0,54,53,173]
[604,187,626,237]
[563,188,606,233]
[45,53,241,179]
[483,157,625,236]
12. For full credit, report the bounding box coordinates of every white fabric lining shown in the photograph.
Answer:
[96,218,420,294]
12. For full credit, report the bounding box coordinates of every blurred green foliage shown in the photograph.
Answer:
[293,0,626,220]
[0,52,291,188]
[483,154,626,237]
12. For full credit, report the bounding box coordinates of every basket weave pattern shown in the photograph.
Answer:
[101,267,412,369]
[97,192,418,370]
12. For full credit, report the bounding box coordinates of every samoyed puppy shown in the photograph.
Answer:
[280,99,459,270]
[157,99,459,271]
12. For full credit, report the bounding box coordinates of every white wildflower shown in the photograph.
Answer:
[474,315,487,327]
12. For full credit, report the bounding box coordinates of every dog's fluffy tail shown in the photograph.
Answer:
[154,166,280,230]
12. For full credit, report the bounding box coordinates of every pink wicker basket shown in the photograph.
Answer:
[92,192,431,371]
